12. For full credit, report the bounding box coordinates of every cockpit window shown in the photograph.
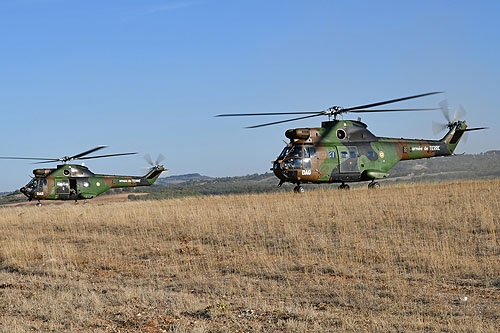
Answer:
[304,146,316,158]
[283,158,303,169]
[27,179,38,190]
[39,181,43,191]
[278,146,291,160]
[288,146,303,158]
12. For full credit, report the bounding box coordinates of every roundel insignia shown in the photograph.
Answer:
[379,151,385,159]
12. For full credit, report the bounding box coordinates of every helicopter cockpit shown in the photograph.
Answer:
[20,178,47,199]
[273,145,316,180]
[25,178,37,191]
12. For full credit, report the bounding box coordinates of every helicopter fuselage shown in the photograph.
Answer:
[21,164,165,201]
[272,120,466,185]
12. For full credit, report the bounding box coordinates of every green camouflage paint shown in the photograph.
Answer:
[21,164,165,201]
[272,119,468,186]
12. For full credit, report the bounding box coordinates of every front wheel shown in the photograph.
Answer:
[293,185,305,194]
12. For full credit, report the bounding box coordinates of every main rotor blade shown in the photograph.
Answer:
[68,145,107,161]
[76,152,137,160]
[247,113,324,129]
[0,157,59,161]
[344,92,443,111]
[216,111,320,117]
[32,160,62,164]
[349,108,440,113]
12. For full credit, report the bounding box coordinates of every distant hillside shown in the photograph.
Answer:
[157,173,213,186]
[387,150,500,181]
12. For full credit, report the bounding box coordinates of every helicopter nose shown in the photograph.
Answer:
[20,186,30,198]
[20,186,34,199]
[272,161,288,181]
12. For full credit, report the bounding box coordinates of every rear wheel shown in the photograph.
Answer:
[338,183,350,190]
[368,182,380,189]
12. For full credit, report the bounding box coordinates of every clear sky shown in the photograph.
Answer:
[0,0,499,191]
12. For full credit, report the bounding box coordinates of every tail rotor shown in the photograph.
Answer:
[432,100,467,135]
[143,153,167,173]
[144,153,165,167]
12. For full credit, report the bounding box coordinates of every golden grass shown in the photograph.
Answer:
[0,180,499,332]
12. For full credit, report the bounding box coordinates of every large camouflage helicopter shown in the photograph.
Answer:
[217,92,486,192]
[0,146,166,205]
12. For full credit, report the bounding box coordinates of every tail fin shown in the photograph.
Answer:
[440,121,468,154]
[143,165,167,185]
[440,121,488,154]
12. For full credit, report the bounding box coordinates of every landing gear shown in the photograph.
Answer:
[338,183,350,190]
[36,200,42,207]
[368,181,380,189]
[293,185,305,193]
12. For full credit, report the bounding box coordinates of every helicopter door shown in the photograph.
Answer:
[55,178,70,199]
[69,179,78,198]
[302,146,318,178]
[36,178,47,196]
[337,146,359,173]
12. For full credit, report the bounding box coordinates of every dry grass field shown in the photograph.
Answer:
[0,180,499,332]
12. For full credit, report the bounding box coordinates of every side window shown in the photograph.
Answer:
[329,151,336,158]
[341,151,348,158]
[350,151,357,158]
[303,158,311,168]
[367,151,375,158]
[305,146,317,158]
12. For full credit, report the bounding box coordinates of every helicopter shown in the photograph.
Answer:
[0,146,166,205]
[217,92,487,192]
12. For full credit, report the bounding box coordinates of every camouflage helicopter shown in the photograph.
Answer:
[217,92,486,192]
[0,146,166,205]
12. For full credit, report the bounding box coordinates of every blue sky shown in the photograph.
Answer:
[0,0,499,191]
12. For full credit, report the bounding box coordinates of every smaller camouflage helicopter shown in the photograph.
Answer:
[0,146,166,205]
[217,92,487,192]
